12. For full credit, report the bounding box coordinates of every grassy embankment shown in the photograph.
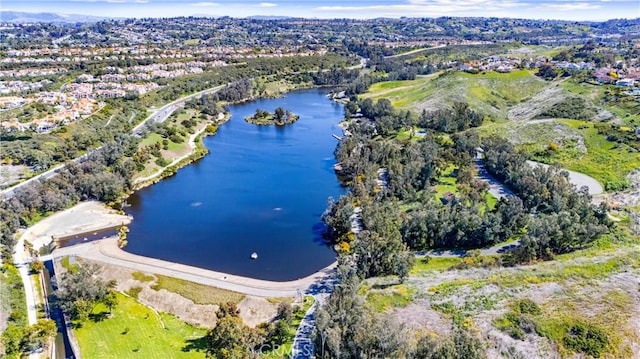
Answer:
[561,79,640,126]
[74,272,250,358]
[0,263,27,326]
[74,292,207,359]
[128,271,245,305]
[362,70,546,120]
[359,235,640,357]
[139,272,246,305]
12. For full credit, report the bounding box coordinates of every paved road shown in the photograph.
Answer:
[41,237,337,298]
[291,295,324,359]
[1,163,66,198]
[474,152,514,201]
[527,160,603,195]
[131,84,224,135]
[291,266,337,358]
[13,235,39,359]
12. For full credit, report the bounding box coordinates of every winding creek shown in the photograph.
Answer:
[124,89,346,281]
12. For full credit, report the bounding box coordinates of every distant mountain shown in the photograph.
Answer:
[0,11,109,23]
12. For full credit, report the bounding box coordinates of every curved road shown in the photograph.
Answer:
[40,237,337,298]
[474,151,514,201]
[527,160,603,195]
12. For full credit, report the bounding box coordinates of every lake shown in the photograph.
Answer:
[124,89,345,281]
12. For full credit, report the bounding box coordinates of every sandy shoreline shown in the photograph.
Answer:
[21,201,131,251]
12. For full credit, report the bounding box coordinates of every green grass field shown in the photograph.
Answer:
[411,257,462,274]
[365,284,414,312]
[554,120,640,188]
[140,132,187,152]
[74,293,207,359]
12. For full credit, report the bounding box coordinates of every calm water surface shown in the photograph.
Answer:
[124,89,345,281]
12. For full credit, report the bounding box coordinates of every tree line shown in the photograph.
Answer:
[0,134,139,259]
[481,136,611,263]
[322,95,611,284]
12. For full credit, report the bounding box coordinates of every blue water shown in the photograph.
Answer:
[124,89,345,281]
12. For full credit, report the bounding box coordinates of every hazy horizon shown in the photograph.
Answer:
[2,0,639,22]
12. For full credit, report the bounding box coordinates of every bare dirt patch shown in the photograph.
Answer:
[508,84,566,122]
[391,299,452,335]
[93,262,219,328]
[0,164,27,188]
[237,296,278,328]
[24,201,131,250]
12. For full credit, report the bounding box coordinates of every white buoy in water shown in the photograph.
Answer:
[250,252,258,260]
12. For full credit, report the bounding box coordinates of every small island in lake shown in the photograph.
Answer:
[245,106,300,126]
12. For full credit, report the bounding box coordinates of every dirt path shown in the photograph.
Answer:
[133,113,228,187]
[384,44,446,58]
[133,123,208,186]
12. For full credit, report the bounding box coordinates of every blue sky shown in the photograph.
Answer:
[2,0,639,21]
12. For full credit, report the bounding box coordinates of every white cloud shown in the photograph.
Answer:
[259,2,277,7]
[190,1,219,6]
[540,2,601,11]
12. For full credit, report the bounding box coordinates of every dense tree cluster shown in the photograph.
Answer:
[312,68,361,86]
[204,300,303,358]
[323,94,611,281]
[482,136,611,262]
[56,262,118,322]
[536,64,558,80]
[418,102,483,133]
[1,317,56,357]
[214,79,254,103]
[325,100,531,281]
[186,93,221,117]
[0,135,139,259]
[370,56,436,81]
[402,195,528,250]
